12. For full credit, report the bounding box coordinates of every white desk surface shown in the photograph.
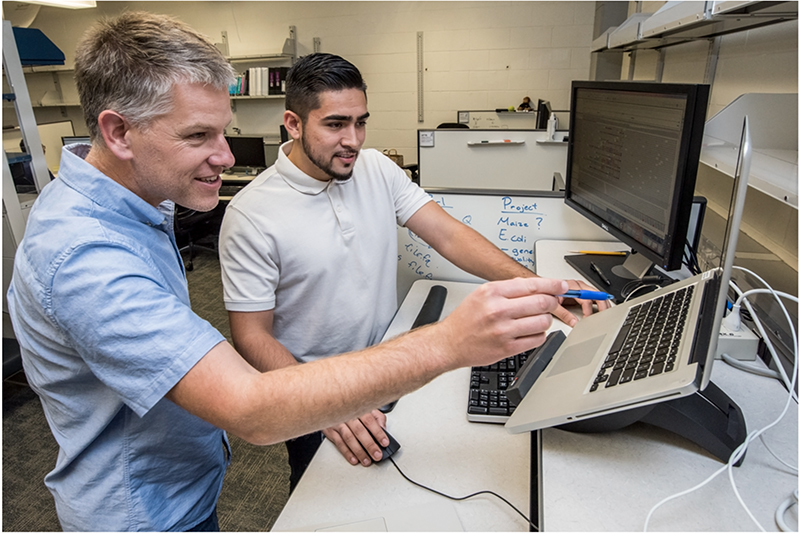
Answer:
[272,245,798,532]
[221,172,257,182]
[272,280,531,532]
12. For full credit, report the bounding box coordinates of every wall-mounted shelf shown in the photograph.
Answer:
[227,53,293,63]
[21,65,72,73]
[700,93,798,207]
[600,0,796,52]
[467,139,525,146]
[230,94,285,101]
[608,13,652,50]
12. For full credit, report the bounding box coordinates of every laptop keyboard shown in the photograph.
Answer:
[590,286,694,392]
[467,350,532,423]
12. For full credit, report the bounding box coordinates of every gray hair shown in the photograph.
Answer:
[74,11,236,143]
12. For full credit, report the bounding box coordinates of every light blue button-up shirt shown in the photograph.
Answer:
[7,145,228,531]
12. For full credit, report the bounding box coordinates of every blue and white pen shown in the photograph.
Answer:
[558,289,613,301]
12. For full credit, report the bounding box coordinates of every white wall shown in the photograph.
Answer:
[22,0,595,163]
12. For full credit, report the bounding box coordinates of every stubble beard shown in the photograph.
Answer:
[301,132,357,182]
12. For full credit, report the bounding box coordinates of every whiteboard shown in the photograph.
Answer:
[396,189,615,300]
[418,129,569,191]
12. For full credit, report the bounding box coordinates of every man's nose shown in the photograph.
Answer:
[210,135,235,168]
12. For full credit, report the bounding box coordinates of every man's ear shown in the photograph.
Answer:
[283,110,302,140]
[96,110,135,161]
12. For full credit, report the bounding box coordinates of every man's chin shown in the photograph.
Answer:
[177,195,220,213]
[332,172,353,182]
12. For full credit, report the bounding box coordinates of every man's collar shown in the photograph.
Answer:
[58,145,169,227]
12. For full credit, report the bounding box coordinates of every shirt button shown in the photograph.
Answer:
[336,205,342,212]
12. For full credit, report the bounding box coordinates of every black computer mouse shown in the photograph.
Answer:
[370,427,401,462]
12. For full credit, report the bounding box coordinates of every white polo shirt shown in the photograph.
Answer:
[219,142,431,362]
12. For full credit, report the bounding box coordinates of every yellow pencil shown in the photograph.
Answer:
[570,250,627,256]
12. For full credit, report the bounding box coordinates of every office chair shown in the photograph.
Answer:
[402,163,420,184]
[436,122,469,129]
[174,204,223,271]
[3,337,23,380]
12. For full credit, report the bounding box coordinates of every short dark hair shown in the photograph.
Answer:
[285,53,367,121]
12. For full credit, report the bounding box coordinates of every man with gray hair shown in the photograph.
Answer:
[8,11,566,531]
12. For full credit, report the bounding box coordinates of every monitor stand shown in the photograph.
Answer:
[565,252,662,303]
[555,381,748,466]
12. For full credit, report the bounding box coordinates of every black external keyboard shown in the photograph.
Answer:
[467,351,531,423]
[219,184,244,197]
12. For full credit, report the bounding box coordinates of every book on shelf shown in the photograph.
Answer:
[269,67,289,95]
[228,66,288,97]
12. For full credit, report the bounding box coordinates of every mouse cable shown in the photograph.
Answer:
[388,457,537,531]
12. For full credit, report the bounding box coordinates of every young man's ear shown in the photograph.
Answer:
[96,110,135,161]
[283,110,302,141]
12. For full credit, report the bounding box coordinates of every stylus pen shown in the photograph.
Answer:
[590,261,612,286]
[559,289,613,301]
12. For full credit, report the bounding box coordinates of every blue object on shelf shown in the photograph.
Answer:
[6,152,33,165]
[12,27,65,66]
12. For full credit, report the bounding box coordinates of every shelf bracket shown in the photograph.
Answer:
[417,31,424,123]
[283,26,297,63]
[215,31,229,57]
[704,36,721,86]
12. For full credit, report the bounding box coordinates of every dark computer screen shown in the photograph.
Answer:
[536,99,551,129]
[226,136,267,171]
[564,81,709,289]
[61,136,91,146]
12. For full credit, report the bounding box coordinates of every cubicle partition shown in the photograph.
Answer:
[417,129,569,192]
[457,109,571,130]
[396,188,614,301]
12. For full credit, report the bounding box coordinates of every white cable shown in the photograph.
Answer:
[735,289,799,306]
[775,489,798,532]
[721,354,799,470]
[729,269,798,396]
[623,283,660,302]
[722,353,781,379]
[643,267,798,532]
[732,267,798,365]
[759,434,798,474]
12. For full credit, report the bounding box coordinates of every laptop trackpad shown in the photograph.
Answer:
[547,335,605,377]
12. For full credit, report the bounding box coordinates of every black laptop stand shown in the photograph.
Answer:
[555,380,748,466]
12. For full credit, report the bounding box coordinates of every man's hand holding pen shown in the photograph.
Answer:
[553,279,612,326]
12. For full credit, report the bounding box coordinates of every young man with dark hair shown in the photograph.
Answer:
[8,16,568,532]
[219,53,608,490]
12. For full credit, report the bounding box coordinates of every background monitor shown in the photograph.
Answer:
[536,99,552,129]
[62,136,91,146]
[226,135,267,172]
[563,80,710,297]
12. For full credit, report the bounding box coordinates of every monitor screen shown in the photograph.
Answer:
[226,135,267,171]
[536,99,551,129]
[564,81,709,289]
[62,136,91,146]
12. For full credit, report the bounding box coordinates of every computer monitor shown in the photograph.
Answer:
[563,81,710,296]
[62,136,91,146]
[226,135,267,172]
[536,99,551,129]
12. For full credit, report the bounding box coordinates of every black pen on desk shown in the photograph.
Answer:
[590,261,611,286]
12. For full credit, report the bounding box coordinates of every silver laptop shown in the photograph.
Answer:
[506,119,752,434]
